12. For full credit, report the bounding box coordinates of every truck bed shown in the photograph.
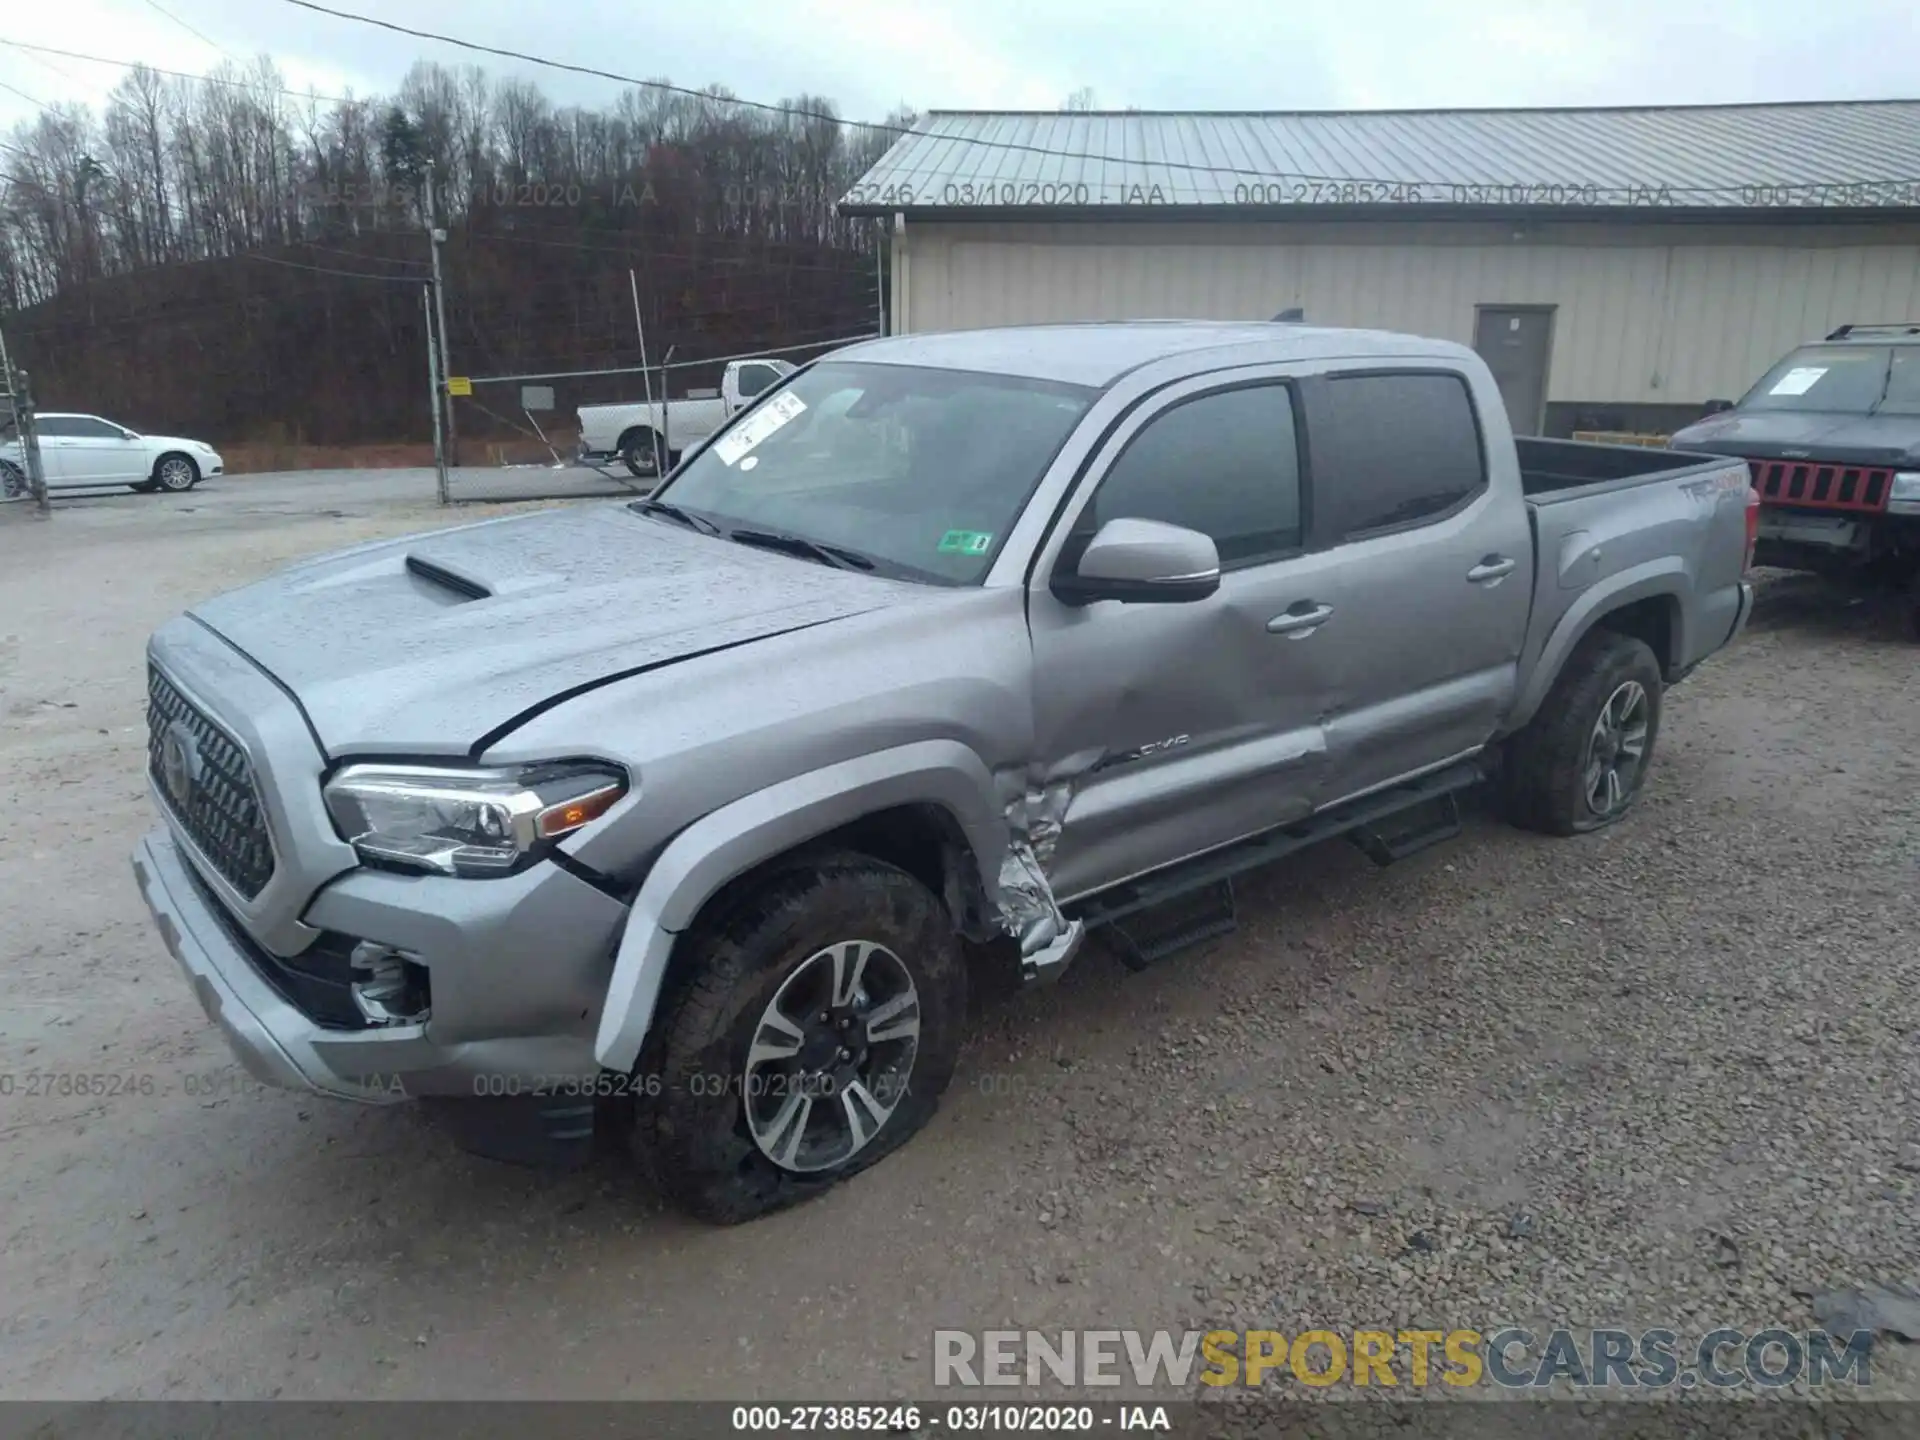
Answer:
[1516,436,1723,500]
[1509,436,1753,704]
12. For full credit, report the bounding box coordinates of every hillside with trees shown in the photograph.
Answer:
[0,59,909,450]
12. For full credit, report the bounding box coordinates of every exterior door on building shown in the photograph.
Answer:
[1472,306,1555,436]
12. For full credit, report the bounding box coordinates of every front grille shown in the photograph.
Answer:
[147,665,276,899]
[1746,458,1893,514]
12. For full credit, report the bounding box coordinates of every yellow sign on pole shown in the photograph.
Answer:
[446,376,472,397]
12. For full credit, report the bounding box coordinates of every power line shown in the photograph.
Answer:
[0,40,361,106]
[274,0,1920,198]
[137,0,238,62]
[12,42,89,91]
[298,238,429,267]
[463,227,872,275]
[0,76,50,111]
[277,0,858,129]
[14,18,1920,204]
[246,251,424,281]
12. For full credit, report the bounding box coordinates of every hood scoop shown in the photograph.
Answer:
[405,553,492,602]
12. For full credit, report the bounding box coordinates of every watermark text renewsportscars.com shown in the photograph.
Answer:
[933,1326,1875,1390]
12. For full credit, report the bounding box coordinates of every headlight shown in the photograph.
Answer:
[1889,472,1920,516]
[323,762,628,877]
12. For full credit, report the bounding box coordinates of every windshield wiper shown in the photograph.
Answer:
[629,497,721,535]
[727,528,876,572]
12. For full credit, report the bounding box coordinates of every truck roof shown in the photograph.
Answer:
[829,321,1477,388]
[1823,323,1920,343]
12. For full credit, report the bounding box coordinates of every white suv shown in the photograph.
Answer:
[2,412,224,496]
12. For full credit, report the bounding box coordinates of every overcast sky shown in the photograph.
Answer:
[3,0,1917,133]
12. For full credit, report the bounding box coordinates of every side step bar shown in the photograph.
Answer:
[1071,760,1486,951]
[1104,879,1238,971]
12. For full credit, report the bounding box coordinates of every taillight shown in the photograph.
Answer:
[1744,486,1761,572]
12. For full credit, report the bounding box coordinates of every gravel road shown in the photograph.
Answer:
[2,474,1916,1405]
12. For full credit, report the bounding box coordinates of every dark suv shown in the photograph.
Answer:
[1669,323,1920,634]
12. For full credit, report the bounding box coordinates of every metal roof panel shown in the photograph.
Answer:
[841,103,1920,214]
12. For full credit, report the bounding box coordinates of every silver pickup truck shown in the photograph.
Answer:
[132,322,1755,1223]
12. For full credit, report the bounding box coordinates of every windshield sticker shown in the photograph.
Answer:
[938,529,994,556]
[738,455,759,471]
[1769,366,1828,396]
[713,390,806,466]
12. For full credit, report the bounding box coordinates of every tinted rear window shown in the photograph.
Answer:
[1311,373,1486,542]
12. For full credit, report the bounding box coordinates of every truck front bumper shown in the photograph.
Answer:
[131,826,627,1106]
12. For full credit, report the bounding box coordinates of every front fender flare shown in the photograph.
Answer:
[593,740,1006,1073]
[1508,557,1687,732]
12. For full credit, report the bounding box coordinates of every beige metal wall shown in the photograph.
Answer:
[892,219,1920,404]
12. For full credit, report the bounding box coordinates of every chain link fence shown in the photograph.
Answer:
[442,332,877,504]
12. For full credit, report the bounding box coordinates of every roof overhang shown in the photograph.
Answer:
[841,202,1920,225]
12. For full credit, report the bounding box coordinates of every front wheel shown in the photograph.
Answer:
[631,851,967,1224]
[153,453,199,492]
[1503,630,1664,836]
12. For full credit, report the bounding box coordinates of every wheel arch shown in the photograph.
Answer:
[1508,562,1686,733]
[152,449,201,485]
[594,741,1007,1073]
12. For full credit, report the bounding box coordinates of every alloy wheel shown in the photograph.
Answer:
[742,939,921,1173]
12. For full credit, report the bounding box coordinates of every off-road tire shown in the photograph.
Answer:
[630,850,967,1224]
[1503,629,1664,836]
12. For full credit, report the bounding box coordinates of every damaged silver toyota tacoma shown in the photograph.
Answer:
[132,322,1756,1222]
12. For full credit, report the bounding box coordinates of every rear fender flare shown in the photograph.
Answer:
[1508,559,1687,731]
[593,739,1006,1073]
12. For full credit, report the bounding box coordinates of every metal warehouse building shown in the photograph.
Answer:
[840,102,1920,437]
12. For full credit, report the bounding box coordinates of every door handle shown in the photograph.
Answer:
[1267,602,1334,636]
[1467,555,1518,583]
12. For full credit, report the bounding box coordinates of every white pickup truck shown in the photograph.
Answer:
[578,357,796,478]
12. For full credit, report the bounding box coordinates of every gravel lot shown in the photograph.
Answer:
[2,472,1917,1406]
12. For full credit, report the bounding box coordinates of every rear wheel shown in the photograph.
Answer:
[619,429,663,480]
[1,460,25,499]
[153,453,199,492]
[1504,630,1664,836]
[630,851,967,1224]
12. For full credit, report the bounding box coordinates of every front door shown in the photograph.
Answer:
[1473,306,1555,437]
[1028,374,1342,903]
[44,415,139,485]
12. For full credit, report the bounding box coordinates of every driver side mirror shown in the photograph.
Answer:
[1702,399,1735,415]
[1051,518,1221,607]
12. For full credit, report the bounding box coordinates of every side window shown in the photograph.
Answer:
[1086,384,1303,567]
[1311,372,1487,542]
[62,417,122,439]
[736,363,777,399]
[35,417,78,437]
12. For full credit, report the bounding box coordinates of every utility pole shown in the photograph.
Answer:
[629,268,662,479]
[0,325,49,515]
[424,162,458,468]
[421,286,449,505]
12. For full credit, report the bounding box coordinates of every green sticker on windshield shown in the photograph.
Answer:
[938,529,994,556]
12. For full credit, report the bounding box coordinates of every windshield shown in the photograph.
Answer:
[647,360,1096,584]
[1736,344,1913,415]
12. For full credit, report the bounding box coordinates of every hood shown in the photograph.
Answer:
[190,503,923,754]
[1671,409,1920,467]
[143,434,217,452]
